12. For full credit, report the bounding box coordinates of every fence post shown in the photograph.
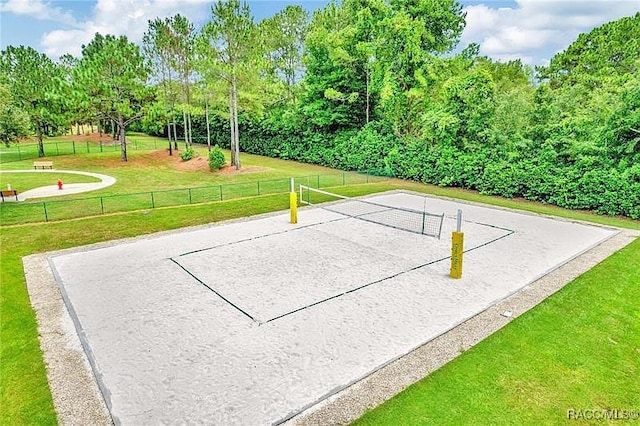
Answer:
[219,185,223,201]
[86,141,90,153]
[100,197,104,214]
[151,192,155,209]
[257,181,260,196]
[56,142,59,156]
[317,175,320,188]
[100,141,103,152]
[73,141,76,154]
[17,145,21,160]
[342,172,345,186]
[43,202,48,222]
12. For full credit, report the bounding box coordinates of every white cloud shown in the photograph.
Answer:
[39,0,212,59]
[460,0,640,64]
[41,27,99,58]
[0,0,78,26]
[482,27,559,54]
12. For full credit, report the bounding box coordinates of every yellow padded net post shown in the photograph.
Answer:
[290,178,297,224]
[450,209,464,279]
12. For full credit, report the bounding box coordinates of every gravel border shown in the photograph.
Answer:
[22,193,638,425]
[24,253,113,426]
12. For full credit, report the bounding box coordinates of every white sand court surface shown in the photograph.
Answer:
[43,191,618,424]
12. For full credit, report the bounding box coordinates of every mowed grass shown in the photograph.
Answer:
[0,135,348,195]
[0,172,101,192]
[0,135,373,224]
[1,134,639,425]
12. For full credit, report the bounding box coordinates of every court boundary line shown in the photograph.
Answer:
[172,216,514,325]
[170,258,258,323]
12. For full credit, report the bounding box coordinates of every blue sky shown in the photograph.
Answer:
[1,0,638,65]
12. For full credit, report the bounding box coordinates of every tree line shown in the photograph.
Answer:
[1,1,638,218]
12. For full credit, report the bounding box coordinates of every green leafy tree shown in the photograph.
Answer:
[302,1,369,129]
[301,0,465,135]
[539,12,640,89]
[0,46,67,156]
[58,53,100,137]
[375,0,466,136]
[478,59,534,140]
[74,34,153,161]
[260,5,309,104]
[144,17,181,155]
[167,14,197,147]
[0,83,31,145]
[200,0,262,169]
[602,73,640,163]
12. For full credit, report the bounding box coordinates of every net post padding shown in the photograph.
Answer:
[450,209,464,278]
[289,178,297,224]
[298,185,444,238]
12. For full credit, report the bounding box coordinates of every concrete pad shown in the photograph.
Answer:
[40,191,618,425]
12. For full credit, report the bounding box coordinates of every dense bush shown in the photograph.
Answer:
[208,145,226,170]
[188,114,639,219]
[180,146,195,161]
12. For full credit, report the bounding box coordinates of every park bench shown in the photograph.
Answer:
[33,161,53,169]
[0,189,19,202]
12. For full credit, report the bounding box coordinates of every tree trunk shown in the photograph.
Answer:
[229,88,237,167]
[205,100,211,152]
[37,124,45,157]
[182,110,188,149]
[187,112,193,146]
[366,65,370,124]
[167,122,173,156]
[90,123,94,133]
[119,113,127,162]
[173,121,178,151]
[233,78,240,170]
[76,122,80,135]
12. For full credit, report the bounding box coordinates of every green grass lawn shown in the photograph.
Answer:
[0,132,163,162]
[0,172,101,192]
[1,134,638,425]
[0,136,377,224]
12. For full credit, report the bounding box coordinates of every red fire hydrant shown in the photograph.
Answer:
[57,179,63,190]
